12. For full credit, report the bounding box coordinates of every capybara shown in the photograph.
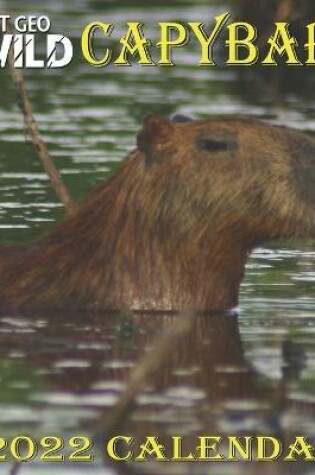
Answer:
[0,114,315,313]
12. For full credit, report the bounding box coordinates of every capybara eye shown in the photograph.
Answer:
[172,114,193,123]
[197,138,236,153]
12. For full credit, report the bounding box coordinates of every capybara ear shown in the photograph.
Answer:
[137,115,175,165]
[172,114,193,123]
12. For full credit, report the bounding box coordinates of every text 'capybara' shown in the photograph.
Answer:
[0,115,315,313]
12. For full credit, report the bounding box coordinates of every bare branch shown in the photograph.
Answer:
[96,311,195,439]
[3,16,77,215]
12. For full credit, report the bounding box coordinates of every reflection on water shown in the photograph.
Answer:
[0,309,314,474]
[1,0,315,474]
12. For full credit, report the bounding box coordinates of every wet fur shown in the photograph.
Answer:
[0,116,314,313]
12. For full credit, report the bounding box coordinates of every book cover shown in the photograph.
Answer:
[0,1,314,474]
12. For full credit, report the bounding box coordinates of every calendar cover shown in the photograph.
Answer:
[0,1,314,474]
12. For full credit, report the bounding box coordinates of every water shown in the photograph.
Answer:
[0,1,315,474]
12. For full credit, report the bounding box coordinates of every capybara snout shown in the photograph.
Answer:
[0,115,315,313]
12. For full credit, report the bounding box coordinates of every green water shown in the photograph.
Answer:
[0,1,315,474]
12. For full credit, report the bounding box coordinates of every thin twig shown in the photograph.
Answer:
[7,312,194,475]
[95,311,195,439]
[9,462,20,475]
[3,16,77,215]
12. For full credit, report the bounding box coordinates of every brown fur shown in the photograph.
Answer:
[0,115,315,313]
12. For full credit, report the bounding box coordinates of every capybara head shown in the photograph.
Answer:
[137,115,315,245]
[1,115,315,313]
